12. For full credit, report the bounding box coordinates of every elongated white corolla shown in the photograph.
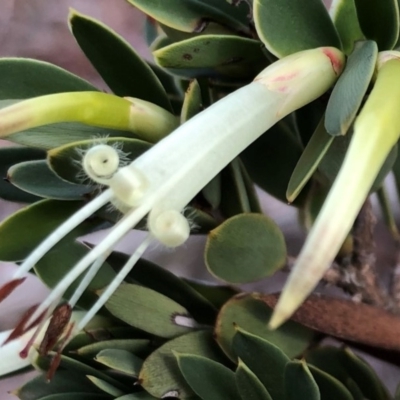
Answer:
[269,51,400,329]
[0,47,344,371]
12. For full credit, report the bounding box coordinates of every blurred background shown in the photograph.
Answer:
[0,0,399,398]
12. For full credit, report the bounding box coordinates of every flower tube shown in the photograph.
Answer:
[0,47,344,363]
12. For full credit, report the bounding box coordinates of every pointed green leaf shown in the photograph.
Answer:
[106,252,217,325]
[86,376,124,397]
[319,129,398,192]
[254,0,341,58]
[15,371,104,400]
[205,214,286,283]
[115,394,157,400]
[48,137,151,184]
[104,282,195,338]
[330,0,364,54]
[235,359,272,400]
[325,40,378,136]
[126,0,250,34]
[284,360,320,400]
[35,352,129,393]
[77,339,150,358]
[219,159,261,217]
[95,349,144,377]
[215,293,316,360]
[306,346,391,400]
[153,35,267,79]
[354,0,399,49]
[0,200,83,261]
[69,10,172,112]
[233,329,288,399]
[341,348,390,400]
[0,146,44,203]
[308,365,353,400]
[177,353,241,400]
[8,160,92,200]
[37,393,111,400]
[287,116,334,203]
[0,58,97,99]
[180,79,203,123]
[184,280,238,309]
[139,330,227,399]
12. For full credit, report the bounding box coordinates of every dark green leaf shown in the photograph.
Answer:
[177,353,241,400]
[126,0,250,35]
[0,58,97,99]
[15,371,104,400]
[235,359,272,400]
[325,40,378,136]
[77,339,150,358]
[115,393,157,400]
[38,394,111,400]
[215,293,316,360]
[184,280,239,309]
[233,329,288,399]
[86,376,124,397]
[8,160,92,200]
[309,365,353,400]
[153,35,267,79]
[0,146,44,203]
[219,159,261,217]
[139,330,227,399]
[0,200,83,261]
[254,0,341,57]
[34,352,129,393]
[95,349,144,377]
[284,360,320,400]
[240,119,307,206]
[107,252,217,325]
[181,79,203,123]
[354,0,399,49]
[287,116,333,203]
[330,0,364,54]
[69,10,172,112]
[104,282,195,338]
[205,214,286,283]
[34,239,115,302]
[319,129,397,192]
[306,347,390,400]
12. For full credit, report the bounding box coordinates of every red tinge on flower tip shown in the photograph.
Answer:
[39,303,72,356]
[0,277,26,302]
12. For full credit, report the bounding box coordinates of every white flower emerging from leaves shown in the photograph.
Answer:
[0,47,344,375]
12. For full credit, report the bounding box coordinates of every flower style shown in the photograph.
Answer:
[0,46,344,374]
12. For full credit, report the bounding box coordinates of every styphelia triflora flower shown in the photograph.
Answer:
[0,47,344,372]
[269,51,400,329]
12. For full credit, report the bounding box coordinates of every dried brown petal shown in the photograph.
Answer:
[39,303,72,356]
[46,322,74,381]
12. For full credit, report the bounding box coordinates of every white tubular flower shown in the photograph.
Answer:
[1,47,344,353]
[269,52,400,329]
